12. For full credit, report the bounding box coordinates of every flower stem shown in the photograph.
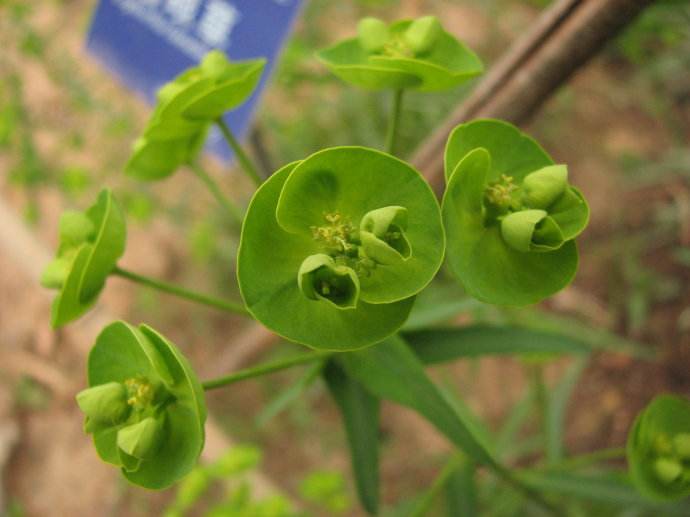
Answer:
[529,363,550,459]
[201,351,333,391]
[492,463,561,516]
[111,266,249,317]
[534,446,627,472]
[216,118,263,187]
[188,162,244,225]
[385,89,404,156]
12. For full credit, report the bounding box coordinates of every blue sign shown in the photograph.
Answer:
[86,0,302,159]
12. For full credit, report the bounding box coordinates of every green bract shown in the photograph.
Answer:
[442,119,589,305]
[627,395,690,501]
[78,321,206,489]
[238,147,445,350]
[41,189,126,327]
[125,50,266,180]
[317,16,483,92]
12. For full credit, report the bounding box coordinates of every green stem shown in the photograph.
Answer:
[529,363,550,460]
[111,266,249,317]
[533,446,627,473]
[216,118,263,186]
[385,89,404,156]
[492,463,561,516]
[201,351,332,391]
[189,162,244,225]
[411,453,465,517]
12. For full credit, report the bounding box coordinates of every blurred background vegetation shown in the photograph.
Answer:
[1,0,689,515]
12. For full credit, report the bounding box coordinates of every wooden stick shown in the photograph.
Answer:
[411,0,656,189]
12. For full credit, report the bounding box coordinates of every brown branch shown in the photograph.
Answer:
[412,0,656,189]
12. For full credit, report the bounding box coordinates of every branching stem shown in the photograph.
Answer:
[112,266,249,317]
[385,89,404,156]
[216,118,263,186]
[201,351,332,391]
[189,162,244,225]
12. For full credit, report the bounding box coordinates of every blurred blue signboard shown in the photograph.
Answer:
[86,0,302,159]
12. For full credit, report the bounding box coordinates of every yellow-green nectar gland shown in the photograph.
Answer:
[311,212,356,255]
[125,377,156,411]
[381,35,414,58]
[485,174,519,210]
[311,212,376,277]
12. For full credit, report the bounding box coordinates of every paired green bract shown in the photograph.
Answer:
[627,395,690,501]
[442,119,589,305]
[77,321,206,489]
[317,16,483,92]
[125,50,266,180]
[237,147,445,351]
[41,189,126,327]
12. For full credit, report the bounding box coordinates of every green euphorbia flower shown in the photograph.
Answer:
[628,395,690,501]
[41,189,126,327]
[238,147,445,350]
[442,119,589,305]
[78,321,206,489]
[317,16,483,92]
[125,50,265,180]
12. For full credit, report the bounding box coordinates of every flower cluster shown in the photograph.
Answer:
[126,50,265,180]
[237,147,445,350]
[442,119,589,305]
[317,16,483,92]
[41,189,126,327]
[627,395,690,501]
[77,321,206,489]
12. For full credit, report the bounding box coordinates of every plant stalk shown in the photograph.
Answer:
[529,363,550,460]
[385,89,404,156]
[111,266,249,317]
[189,162,244,225]
[201,351,332,391]
[216,118,263,186]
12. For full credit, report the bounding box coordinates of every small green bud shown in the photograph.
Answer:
[501,209,564,253]
[117,416,164,460]
[76,382,130,428]
[522,165,568,209]
[200,49,231,79]
[298,254,360,310]
[40,255,72,289]
[673,433,690,459]
[59,210,95,247]
[359,206,411,264]
[404,16,442,55]
[654,457,683,485]
[357,17,390,53]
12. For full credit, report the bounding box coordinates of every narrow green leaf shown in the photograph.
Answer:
[339,336,494,466]
[324,361,380,515]
[445,457,477,517]
[517,470,690,513]
[410,454,466,517]
[404,325,590,365]
[545,358,588,465]
[403,279,483,331]
[255,362,323,428]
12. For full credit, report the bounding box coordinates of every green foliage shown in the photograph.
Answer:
[442,119,589,305]
[299,470,352,514]
[339,336,495,466]
[627,395,690,501]
[42,189,127,327]
[317,16,483,92]
[238,147,444,350]
[80,321,206,489]
[404,325,590,364]
[125,50,265,180]
[323,362,380,514]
